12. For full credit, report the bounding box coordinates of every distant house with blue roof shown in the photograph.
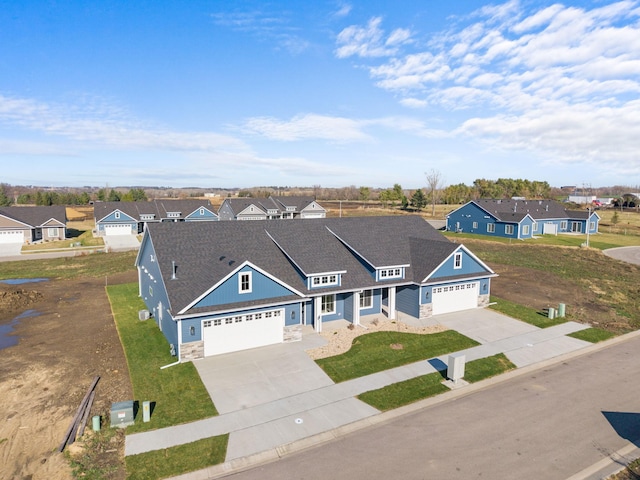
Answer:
[446,199,600,239]
[135,216,496,360]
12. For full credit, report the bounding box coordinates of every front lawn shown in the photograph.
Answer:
[107,283,218,433]
[315,330,479,383]
[568,327,617,343]
[358,354,516,411]
[489,296,567,328]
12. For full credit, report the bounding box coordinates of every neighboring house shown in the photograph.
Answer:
[0,206,67,244]
[446,199,600,239]
[136,216,496,360]
[217,196,326,221]
[94,200,218,236]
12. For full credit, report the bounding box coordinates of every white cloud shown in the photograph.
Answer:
[335,17,412,58]
[333,3,352,18]
[243,113,372,141]
[338,1,640,174]
[0,94,247,153]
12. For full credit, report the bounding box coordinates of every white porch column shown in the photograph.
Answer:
[388,286,397,320]
[353,291,361,326]
[314,296,322,333]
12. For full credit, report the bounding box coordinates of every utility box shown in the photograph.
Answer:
[447,353,466,383]
[138,310,150,321]
[110,401,135,428]
[142,401,151,423]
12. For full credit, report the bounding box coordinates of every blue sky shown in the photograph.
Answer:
[1,0,639,189]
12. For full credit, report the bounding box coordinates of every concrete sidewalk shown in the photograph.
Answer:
[124,319,591,462]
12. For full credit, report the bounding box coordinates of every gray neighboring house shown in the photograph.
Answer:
[0,206,67,244]
[217,196,326,221]
[94,199,218,236]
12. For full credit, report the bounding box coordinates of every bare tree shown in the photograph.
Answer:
[425,169,444,217]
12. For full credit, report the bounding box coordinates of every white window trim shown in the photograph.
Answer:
[359,290,372,309]
[311,274,339,287]
[115,211,121,219]
[378,268,402,280]
[487,223,495,233]
[561,220,568,230]
[454,252,462,270]
[239,271,252,294]
[47,227,59,237]
[321,294,336,314]
[522,225,530,235]
[505,224,514,235]
[472,221,478,229]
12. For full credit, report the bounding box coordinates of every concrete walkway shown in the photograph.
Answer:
[125,315,591,463]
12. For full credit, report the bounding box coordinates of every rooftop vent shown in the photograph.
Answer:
[171,261,178,280]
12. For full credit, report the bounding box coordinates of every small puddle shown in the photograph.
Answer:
[0,309,42,350]
[0,278,49,285]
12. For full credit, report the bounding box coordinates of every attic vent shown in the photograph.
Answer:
[171,261,178,280]
[228,260,235,266]
[219,255,225,261]
[545,205,549,212]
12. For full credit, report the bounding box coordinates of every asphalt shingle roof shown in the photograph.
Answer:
[474,199,592,221]
[0,206,67,226]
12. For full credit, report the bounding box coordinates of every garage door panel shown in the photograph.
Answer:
[203,310,283,356]
[0,230,24,244]
[104,224,133,235]
[432,282,478,315]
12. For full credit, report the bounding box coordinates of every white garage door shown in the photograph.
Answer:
[543,223,557,235]
[432,282,479,315]
[104,224,132,235]
[203,309,283,356]
[0,230,24,244]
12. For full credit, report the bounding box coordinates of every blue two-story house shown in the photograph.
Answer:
[135,216,496,360]
[446,199,600,239]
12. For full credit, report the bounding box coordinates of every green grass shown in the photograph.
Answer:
[107,283,218,433]
[489,296,567,328]
[568,327,617,343]
[125,435,228,480]
[358,371,449,411]
[444,230,640,249]
[358,354,516,411]
[315,330,479,383]
[22,229,105,251]
[462,353,516,383]
[0,250,137,279]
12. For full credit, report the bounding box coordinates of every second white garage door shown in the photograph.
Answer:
[432,282,479,316]
[203,309,283,356]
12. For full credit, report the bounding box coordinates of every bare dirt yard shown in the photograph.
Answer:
[0,271,136,480]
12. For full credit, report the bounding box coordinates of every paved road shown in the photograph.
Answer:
[225,334,640,480]
[604,246,640,266]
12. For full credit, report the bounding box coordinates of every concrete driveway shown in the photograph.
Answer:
[102,234,140,252]
[194,330,332,415]
[604,246,640,266]
[0,242,23,257]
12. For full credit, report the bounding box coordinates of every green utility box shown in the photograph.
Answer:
[110,401,135,428]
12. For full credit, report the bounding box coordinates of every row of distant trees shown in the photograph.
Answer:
[0,184,147,206]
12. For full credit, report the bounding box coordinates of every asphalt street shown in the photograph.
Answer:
[225,334,640,480]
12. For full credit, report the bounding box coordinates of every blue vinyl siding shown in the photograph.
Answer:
[344,293,354,321]
[193,266,297,309]
[430,248,488,279]
[447,203,497,235]
[137,239,178,351]
[185,207,219,222]
[284,303,302,326]
[396,285,420,318]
